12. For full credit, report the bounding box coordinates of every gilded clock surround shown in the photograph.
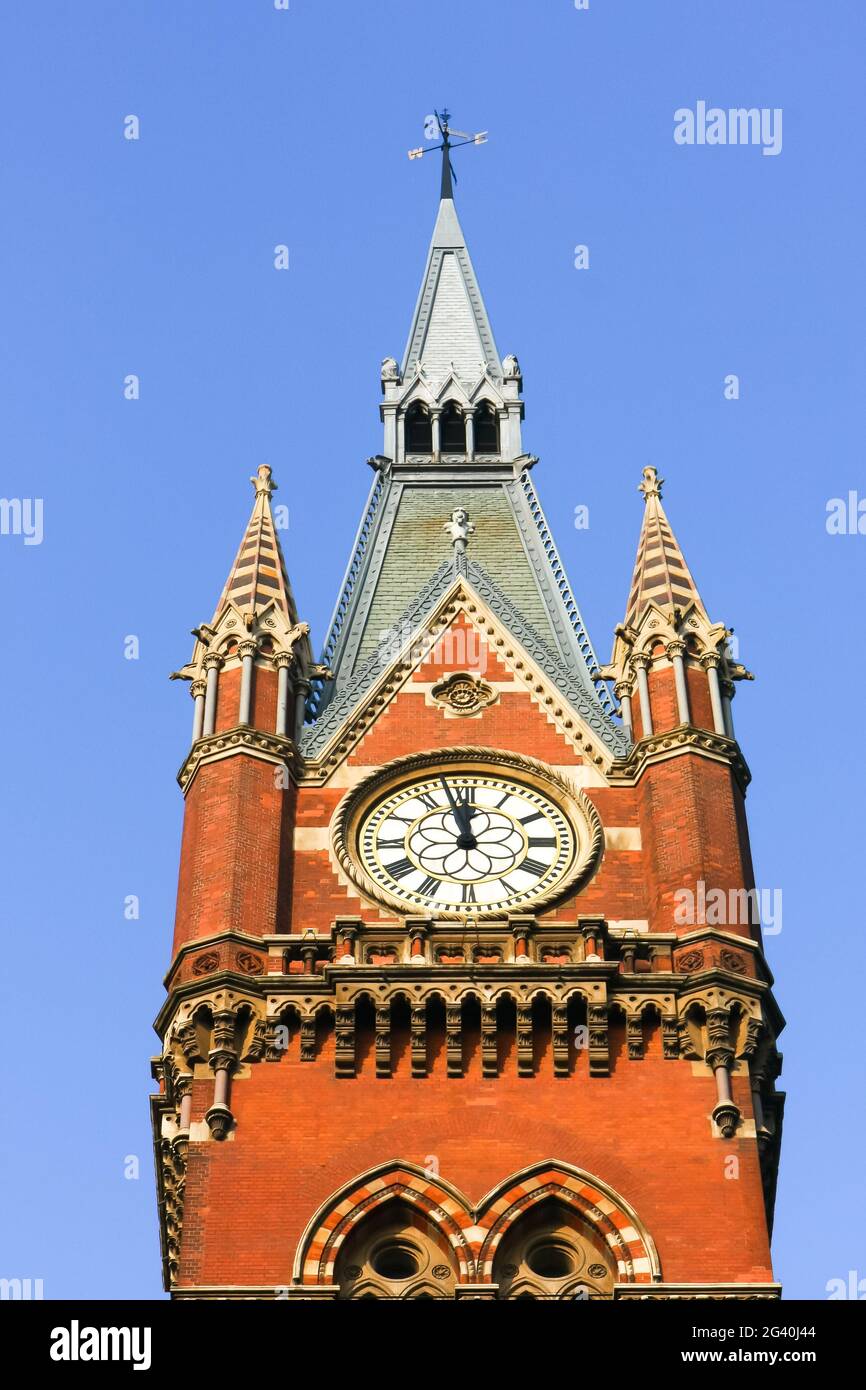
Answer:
[331,746,604,921]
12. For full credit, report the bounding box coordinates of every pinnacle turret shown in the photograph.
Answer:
[603,467,745,746]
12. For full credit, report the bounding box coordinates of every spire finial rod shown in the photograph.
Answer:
[439,109,453,200]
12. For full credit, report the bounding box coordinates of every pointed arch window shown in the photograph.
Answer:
[334,1200,459,1299]
[405,402,432,454]
[440,401,466,453]
[492,1197,616,1300]
[474,401,499,454]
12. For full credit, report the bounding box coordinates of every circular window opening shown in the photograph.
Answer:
[526,1243,575,1280]
[371,1243,421,1281]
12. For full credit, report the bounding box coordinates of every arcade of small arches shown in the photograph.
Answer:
[159,985,773,1146]
[404,399,500,456]
[292,1161,660,1300]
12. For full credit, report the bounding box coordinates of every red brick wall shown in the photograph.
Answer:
[214,665,240,733]
[179,1037,772,1288]
[686,662,716,731]
[636,756,759,938]
[648,665,679,731]
[172,758,297,951]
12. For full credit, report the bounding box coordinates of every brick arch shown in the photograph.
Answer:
[475,1161,660,1284]
[293,1162,477,1286]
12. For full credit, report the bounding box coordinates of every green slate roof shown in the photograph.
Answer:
[356,483,556,663]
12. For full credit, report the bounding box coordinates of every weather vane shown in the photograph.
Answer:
[408,109,488,198]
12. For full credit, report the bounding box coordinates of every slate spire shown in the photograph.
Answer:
[401,177,502,388]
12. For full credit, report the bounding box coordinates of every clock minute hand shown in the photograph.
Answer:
[439,776,476,848]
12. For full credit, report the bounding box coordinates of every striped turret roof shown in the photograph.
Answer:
[624,468,707,627]
[212,466,297,624]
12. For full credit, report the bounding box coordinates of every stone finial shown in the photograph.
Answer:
[250,464,277,497]
[443,507,476,554]
[638,466,663,502]
[503,353,521,380]
[380,356,399,383]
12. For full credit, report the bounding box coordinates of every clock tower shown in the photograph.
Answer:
[151,151,784,1301]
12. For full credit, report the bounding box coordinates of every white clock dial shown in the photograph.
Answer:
[357,772,576,915]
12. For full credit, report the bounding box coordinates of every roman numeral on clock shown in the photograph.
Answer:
[417,875,440,897]
[461,883,477,904]
[519,811,544,825]
[519,857,549,878]
[386,857,415,880]
[377,837,406,849]
[527,836,556,848]
[415,792,438,809]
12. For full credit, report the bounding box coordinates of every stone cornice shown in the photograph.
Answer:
[177,726,298,794]
[169,1279,783,1300]
[153,959,783,1041]
[613,1283,782,1300]
[608,725,751,793]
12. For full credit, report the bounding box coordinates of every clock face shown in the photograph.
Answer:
[356,770,577,916]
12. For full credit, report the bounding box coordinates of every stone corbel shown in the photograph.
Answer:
[411,1003,427,1077]
[552,1002,570,1077]
[335,1002,356,1078]
[588,999,610,1076]
[662,1014,680,1059]
[175,1072,193,1135]
[446,1003,462,1077]
[300,1016,317,1064]
[245,1017,270,1063]
[481,1001,498,1078]
[176,1020,204,1068]
[375,1004,391,1077]
[516,1001,533,1077]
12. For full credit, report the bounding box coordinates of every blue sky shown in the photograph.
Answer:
[1,1,863,1300]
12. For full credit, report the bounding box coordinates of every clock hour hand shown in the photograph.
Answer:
[439,775,477,849]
